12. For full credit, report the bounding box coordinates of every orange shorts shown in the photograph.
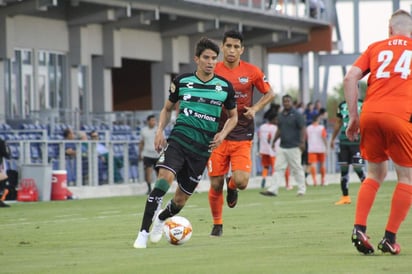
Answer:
[308,153,325,164]
[261,154,275,168]
[360,112,412,167]
[207,140,252,176]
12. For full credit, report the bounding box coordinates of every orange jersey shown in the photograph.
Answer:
[353,35,412,121]
[215,60,271,140]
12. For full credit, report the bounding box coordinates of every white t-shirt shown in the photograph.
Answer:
[140,126,160,158]
[258,123,278,157]
[306,123,327,153]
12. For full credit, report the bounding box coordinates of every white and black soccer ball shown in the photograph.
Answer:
[163,216,193,245]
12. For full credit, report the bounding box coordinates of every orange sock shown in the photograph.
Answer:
[310,165,317,185]
[262,168,268,178]
[208,188,224,225]
[385,183,412,234]
[355,178,380,226]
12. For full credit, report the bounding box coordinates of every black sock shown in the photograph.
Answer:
[354,225,367,233]
[140,188,165,232]
[384,230,396,244]
[340,173,349,196]
[159,199,183,220]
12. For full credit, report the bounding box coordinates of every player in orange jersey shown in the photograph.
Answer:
[345,9,412,255]
[207,30,276,236]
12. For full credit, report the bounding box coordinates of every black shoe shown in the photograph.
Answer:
[378,238,401,255]
[210,224,223,237]
[259,190,277,197]
[226,177,238,208]
[351,228,374,255]
[0,200,10,207]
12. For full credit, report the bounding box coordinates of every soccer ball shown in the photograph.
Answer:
[163,216,193,245]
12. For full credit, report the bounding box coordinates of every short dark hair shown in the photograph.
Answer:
[282,94,293,101]
[146,114,155,121]
[63,128,72,138]
[195,37,219,57]
[89,130,98,138]
[223,29,244,45]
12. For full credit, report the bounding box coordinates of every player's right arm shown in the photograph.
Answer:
[330,117,343,149]
[155,100,175,152]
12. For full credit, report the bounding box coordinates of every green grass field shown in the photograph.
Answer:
[2,181,411,274]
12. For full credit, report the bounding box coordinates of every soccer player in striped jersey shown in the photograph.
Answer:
[133,37,238,249]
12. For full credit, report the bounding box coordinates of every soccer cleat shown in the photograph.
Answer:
[259,190,277,197]
[149,212,165,243]
[335,196,351,205]
[210,224,223,237]
[351,228,375,255]
[0,200,10,207]
[133,230,149,249]
[226,177,238,208]
[378,238,401,255]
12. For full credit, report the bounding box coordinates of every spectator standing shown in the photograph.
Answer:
[303,101,318,126]
[330,100,365,205]
[260,94,306,197]
[139,115,161,194]
[133,37,238,249]
[345,9,412,255]
[207,30,275,237]
[90,131,109,184]
[63,128,76,186]
[306,114,327,186]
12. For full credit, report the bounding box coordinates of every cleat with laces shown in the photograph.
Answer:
[210,224,223,237]
[351,228,375,255]
[378,238,401,255]
[226,177,238,208]
[335,195,351,205]
[133,230,149,249]
[150,211,165,243]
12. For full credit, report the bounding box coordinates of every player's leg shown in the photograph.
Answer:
[308,153,317,186]
[352,113,387,254]
[319,153,326,186]
[134,142,181,248]
[260,154,270,188]
[134,167,175,248]
[350,145,366,183]
[207,141,229,236]
[226,140,252,207]
[378,117,412,255]
[335,145,351,205]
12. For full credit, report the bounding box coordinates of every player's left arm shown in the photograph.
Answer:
[243,69,276,119]
[244,88,275,120]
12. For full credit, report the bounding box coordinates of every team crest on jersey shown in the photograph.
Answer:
[239,76,249,84]
[215,83,222,92]
[170,82,176,93]
[183,94,192,101]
